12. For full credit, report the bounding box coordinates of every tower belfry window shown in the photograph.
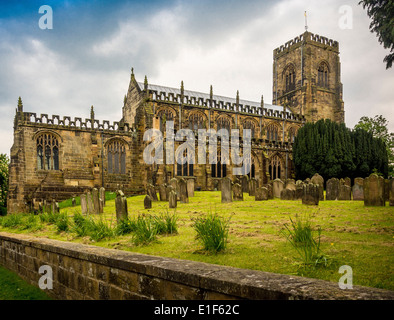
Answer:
[284,65,296,92]
[318,62,329,88]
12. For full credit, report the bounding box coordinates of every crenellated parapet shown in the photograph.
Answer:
[20,112,136,134]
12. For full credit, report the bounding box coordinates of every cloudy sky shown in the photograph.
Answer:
[0,0,392,155]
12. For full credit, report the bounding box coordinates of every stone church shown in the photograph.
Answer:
[7,30,345,213]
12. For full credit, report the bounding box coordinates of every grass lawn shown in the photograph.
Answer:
[1,191,393,291]
[0,265,52,300]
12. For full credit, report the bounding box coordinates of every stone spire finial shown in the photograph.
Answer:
[17,96,23,112]
[144,75,148,91]
[236,90,239,106]
[261,94,264,107]
[90,105,95,119]
[210,85,213,100]
[131,67,134,79]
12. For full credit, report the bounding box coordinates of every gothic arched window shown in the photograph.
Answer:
[107,140,126,174]
[288,127,297,143]
[284,64,296,92]
[36,133,59,170]
[244,156,255,179]
[242,119,256,139]
[266,124,279,141]
[176,149,194,177]
[157,108,174,132]
[211,150,227,178]
[188,113,205,131]
[317,62,329,88]
[269,155,281,180]
[217,116,231,132]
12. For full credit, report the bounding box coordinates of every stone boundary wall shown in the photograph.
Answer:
[1,232,393,300]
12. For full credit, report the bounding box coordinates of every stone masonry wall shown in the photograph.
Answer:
[1,232,393,300]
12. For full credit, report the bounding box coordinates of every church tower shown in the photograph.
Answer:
[272,31,345,123]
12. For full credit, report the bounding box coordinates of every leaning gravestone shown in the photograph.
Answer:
[115,190,128,222]
[187,179,195,197]
[389,178,394,206]
[170,178,180,200]
[221,177,232,203]
[302,183,320,205]
[311,173,324,201]
[87,191,94,214]
[272,179,284,198]
[169,190,177,209]
[99,187,106,206]
[144,195,152,209]
[364,173,385,206]
[352,178,364,201]
[233,183,243,201]
[159,184,167,201]
[326,178,340,200]
[281,189,295,200]
[80,194,87,214]
[92,188,100,214]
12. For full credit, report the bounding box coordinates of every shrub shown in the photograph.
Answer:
[131,215,158,246]
[115,217,136,236]
[0,214,23,228]
[71,212,89,237]
[56,212,70,232]
[86,216,115,242]
[192,212,231,253]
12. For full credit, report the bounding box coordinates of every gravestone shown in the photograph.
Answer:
[170,178,180,200]
[51,199,56,214]
[99,187,106,206]
[92,188,100,214]
[311,173,324,200]
[187,179,195,197]
[285,180,296,191]
[87,191,94,214]
[280,189,295,200]
[364,174,385,206]
[144,195,152,209]
[248,178,257,196]
[72,197,76,207]
[221,177,232,203]
[159,184,167,201]
[389,178,394,206]
[178,178,189,203]
[384,179,390,203]
[169,190,177,208]
[233,183,243,201]
[302,183,320,205]
[352,178,364,201]
[326,178,340,200]
[295,181,304,200]
[344,177,351,187]
[80,194,87,214]
[147,184,158,201]
[241,175,249,193]
[338,185,351,200]
[255,187,269,201]
[115,190,128,222]
[55,202,60,213]
[272,179,284,198]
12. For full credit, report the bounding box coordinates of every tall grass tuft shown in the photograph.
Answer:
[192,212,231,253]
[71,212,89,237]
[281,214,328,268]
[0,214,23,228]
[115,217,136,236]
[86,216,115,242]
[55,212,70,232]
[131,215,158,246]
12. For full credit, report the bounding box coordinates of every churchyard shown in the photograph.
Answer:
[1,174,393,291]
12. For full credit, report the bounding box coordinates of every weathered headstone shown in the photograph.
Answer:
[272,179,284,198]
[364,174,385,206]
[170,178,180,200]
[92,188,100,214]
[87,191,94,214]
[233,183,243,201]
[51,199,56,214]
[255,187,269,201]
[72,197,76,207]
[285,180,296,191]
[389,178,394,206]
[144,195,152,209]
[281,189,295,200]
[115,190,128,222]
[338,184,351,200]
[302,183,320,205]
[178,178,189,203]
[352,178,364,201]
[248,178,257,196]
[326,178,340,200]
[295,181,304,200]
[344,177,351,188]
[80,194,87,214]
[221,177,232,203]
[99,187,106,206]
[311,173,324,200]
[187,179,195,197]
[147,184,158,201]
[241,175,249,193]
[384,179,390,203]
[159,184,167,201]
[169,190,177,208]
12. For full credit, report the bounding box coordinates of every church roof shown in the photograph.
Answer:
[137,82,289,116]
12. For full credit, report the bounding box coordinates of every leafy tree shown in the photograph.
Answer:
[0,154,9,213]
[354,115,394,176]
[359,0,394,69]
